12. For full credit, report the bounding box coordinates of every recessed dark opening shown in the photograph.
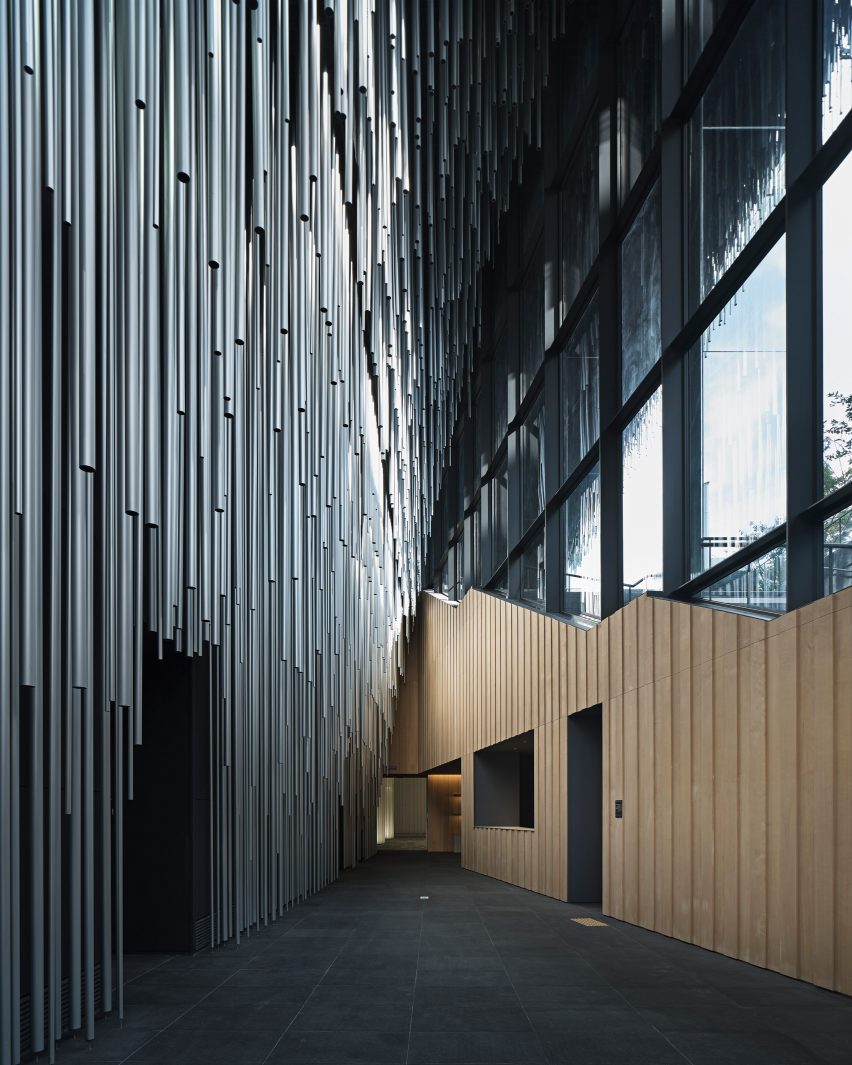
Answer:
[474,731,535,828]
[567,704,602,903]
[124,636,213,953]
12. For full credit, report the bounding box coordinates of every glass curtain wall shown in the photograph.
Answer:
[427,0,850,625]
[687,239,787,577]
[623,390,663,602]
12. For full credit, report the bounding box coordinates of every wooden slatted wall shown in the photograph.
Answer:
[392,587,852,996]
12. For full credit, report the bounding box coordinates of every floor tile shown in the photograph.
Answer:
[47,853,852,1065]
[661,1029,825,1065]
[407,1030,547,1063]
[266,1029,408,1063]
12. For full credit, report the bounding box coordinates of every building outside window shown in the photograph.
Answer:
[521,527,546,609]
[561,297,600,485]
[687,0,786,310]
[426,0,844,629]
[561,118,599,315]
[700,544,787,613]
[623,389,663,603]
[620,181,661,402]
[822,149,852,496]
[687,239,786,578]
[521,391,546,533]
[825,506,852,594]
[561,464,601,620]
[823,0,852,142]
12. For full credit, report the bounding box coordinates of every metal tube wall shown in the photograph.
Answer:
[0,2,556,1062]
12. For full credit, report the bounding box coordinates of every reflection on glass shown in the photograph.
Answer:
[521,528,546,609]
[476,380,490,482]
[441,545,455,599]
[560,3,600,151]
[618,0,661,201]
[472,503,481,589]
[444,465,457,539]
[822,151,852,495]
[492,564,509,598]
[688,0,785,309]
[623,390,663,603]
[687,239,786,577]
[621,182,661,401]
[456,537,465,601]
[492,457,509,566]
[686,0,723,73]
[493,336,509,453]
[561,119,599,314]
[561,464,601,620]
[520,251,545,401]
[823,0,852,141]
[461,425,473,511]
[522,392,546,532]
[561,297,600,482]
[825,505,852,594]
[699,545,786,613]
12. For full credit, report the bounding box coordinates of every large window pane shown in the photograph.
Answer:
[687,0,724,73]
[441,545,455,599]
[687,0,785,309]
[520,250,545,401]
[687,240,786,577]
[823,0,852,142]
[561,465,601,620]
[491,457,509,568]
[491,564,508,598]
[825,505,852,594]
[621,182,662,402]
[521,392,546,532]
[560,3,601,152]
[623,390,663,603]
[561,298,600,482]
[455,537,465,601]
[618,0,661,202]
[699,544,787,613]
[476,380,490,482]
[521,528,546,609]
[561,119,599,315]
[472,503,481,589]
[493,336,509,453]
[822,150,852,495]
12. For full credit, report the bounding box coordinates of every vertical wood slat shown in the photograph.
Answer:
[393,587,852,995]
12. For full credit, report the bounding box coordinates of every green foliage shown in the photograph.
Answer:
[824,390,852,495]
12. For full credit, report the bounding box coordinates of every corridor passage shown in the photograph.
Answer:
[52,853,851,1065]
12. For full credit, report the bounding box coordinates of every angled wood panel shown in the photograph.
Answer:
[393,587,852,995]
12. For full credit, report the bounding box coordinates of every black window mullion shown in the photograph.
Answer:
[786,0,822,610]
[661,0,688,594]
[544,352,561,615]
[599,4,622,620]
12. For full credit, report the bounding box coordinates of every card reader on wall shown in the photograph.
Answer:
[615,800,623,819]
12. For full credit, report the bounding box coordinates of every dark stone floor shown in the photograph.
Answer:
[50,852,852,1064]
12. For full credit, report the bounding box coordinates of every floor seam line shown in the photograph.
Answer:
[404,895,424,1065]
[114,914,311,1065]
[477,896,547,1063]
[257,925,359,1065]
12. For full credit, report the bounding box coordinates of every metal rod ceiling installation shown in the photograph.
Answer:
[0,2,559,1061]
